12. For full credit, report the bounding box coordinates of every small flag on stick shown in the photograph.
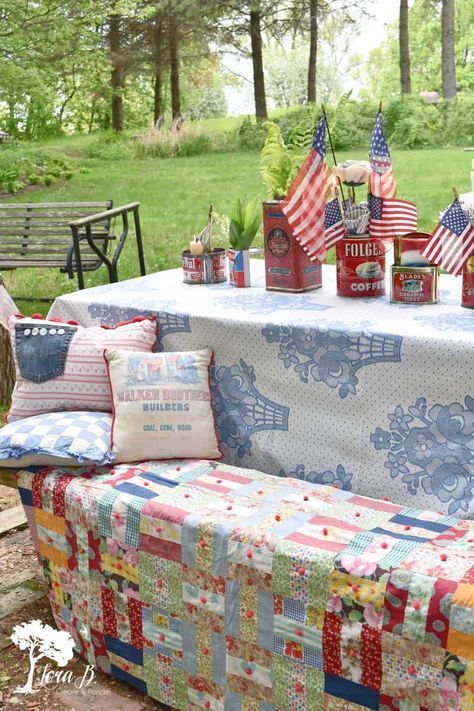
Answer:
[422,198,474,275]
[282,116,333,260]
[369,110,396,199]
[368,194,417,238]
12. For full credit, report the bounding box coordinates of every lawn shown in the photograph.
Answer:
[1,137,472,316]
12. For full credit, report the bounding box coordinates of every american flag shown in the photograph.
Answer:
[422,198,474,276]
[369,194,417,238]
[282,116,332,260]
[325,197,350,249]
[369,110,396,199]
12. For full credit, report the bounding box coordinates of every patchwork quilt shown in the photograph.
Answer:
[17,460,474,710]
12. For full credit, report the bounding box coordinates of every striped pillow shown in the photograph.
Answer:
[8,314,157,421]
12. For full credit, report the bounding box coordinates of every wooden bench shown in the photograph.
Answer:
[0,201,146,294]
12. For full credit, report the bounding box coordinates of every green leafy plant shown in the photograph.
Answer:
[228,195,262,251]
[259,121,294,199]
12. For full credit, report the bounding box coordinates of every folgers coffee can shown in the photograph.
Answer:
[462,257,474,309]
[336,234,386,297]
[182,248,227,284]
[394,232,432,267]
[263,200,322,292]
[391,265,439,304]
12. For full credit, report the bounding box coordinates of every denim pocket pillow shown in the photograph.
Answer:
[0,411,114,467]
[8,314,158,422]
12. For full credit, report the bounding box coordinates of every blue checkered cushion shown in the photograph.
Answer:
[0,411,113,466]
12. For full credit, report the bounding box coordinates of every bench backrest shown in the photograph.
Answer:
[0,201,113,266]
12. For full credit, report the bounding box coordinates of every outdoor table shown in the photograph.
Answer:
[48,260,474,518]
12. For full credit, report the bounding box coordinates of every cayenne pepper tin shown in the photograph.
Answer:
[391,266,439,304]
[462,257,474,309]
[263,200,322,292]
[336,234,386,297]
[182,248,227,284]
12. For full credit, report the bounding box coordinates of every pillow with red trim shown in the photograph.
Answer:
[104,348,222,463]
[8,314,157,421]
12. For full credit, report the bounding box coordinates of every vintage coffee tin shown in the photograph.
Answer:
[336,234,386,297]
[182,248,227,284]
[461,256,474,309]
[228,248,251,287]
[391,265,439,304]
[394,232,432,267]
[263,200,322,292]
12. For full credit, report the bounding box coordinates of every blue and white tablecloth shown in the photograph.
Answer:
[48,260,474,518]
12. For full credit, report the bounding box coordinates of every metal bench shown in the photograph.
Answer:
[0,201,146,295]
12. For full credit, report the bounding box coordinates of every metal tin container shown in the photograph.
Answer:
[182,248,227,284]
[462,257,474,309]
[336,234,386,297]
[394,232,432,267]
[263,200,322,292]
[391,265,439,304]
[228,248,251,287]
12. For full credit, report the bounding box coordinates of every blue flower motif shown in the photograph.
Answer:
[384,450,410,479]
[388,405,413,433]
[370,427,391,451]
[280,463,353,491]
[371,397,474,515]
[211,359,289,459]
[262,323,402,398]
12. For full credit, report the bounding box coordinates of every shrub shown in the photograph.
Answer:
[235,117,267,151]
[0,145,76,194]
[441,94,474,146]
[133,121,223,159]
[84,130,133,160]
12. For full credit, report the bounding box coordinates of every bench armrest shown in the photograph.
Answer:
[67,203,145,289]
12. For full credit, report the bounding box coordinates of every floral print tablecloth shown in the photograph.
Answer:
[48,261,474,518]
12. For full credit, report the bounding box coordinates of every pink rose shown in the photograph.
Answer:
[363,603,383,628]
[327,594,343,614]
[340,555,377,576]
[439,676,462,711]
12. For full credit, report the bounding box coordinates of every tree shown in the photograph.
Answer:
[168,8,181,120]
[399,0,412,93]
[110,11,125,131]
[307,0,318,102]
[441,0,456,99]
[11,620,75,694]
[249,3,268,120]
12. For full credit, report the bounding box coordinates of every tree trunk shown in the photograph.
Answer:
[399,0,412,94]
[441,0,456,99]
[169,11,181,121]
[307,0,318,103]
[0,277,17,408]
[249,7,267,121]
[110,13,124,132]
[153,14,164,125]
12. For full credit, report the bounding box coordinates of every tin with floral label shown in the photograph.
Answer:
[462,257,474,309]
[336,234,386,297]
[263,200,322,292]
[182,248,227,284]
[391,265,439,304]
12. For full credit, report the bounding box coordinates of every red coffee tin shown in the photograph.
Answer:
[182,248,227,284]
[462,257,474,309]
[263,201,322,292]
[336,234,386,297]
[391,266,439,304]
[394,232,432,267]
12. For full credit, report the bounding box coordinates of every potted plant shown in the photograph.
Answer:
[228,195,261,287]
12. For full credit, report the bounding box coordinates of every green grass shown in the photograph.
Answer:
[1,137,472,316]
